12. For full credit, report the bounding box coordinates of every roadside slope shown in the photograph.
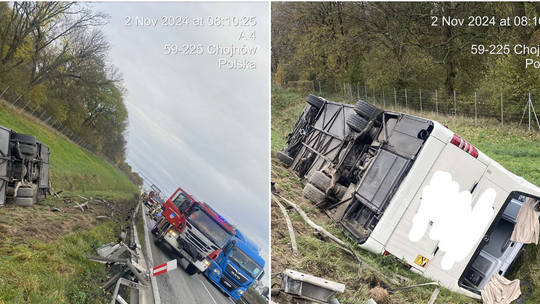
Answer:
[0,100,137,193]
[0,102,139,304]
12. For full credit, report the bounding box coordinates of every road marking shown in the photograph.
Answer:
[198,276,219,304]
[142,205,161,304]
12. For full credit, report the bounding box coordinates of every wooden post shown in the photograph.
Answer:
[405,88,408,109]
[454,90,457,117]
[419,89,422,114]
[394,87,397,108]
[501,93,504,129]
[475,92,477,127]
[436,89,438,117]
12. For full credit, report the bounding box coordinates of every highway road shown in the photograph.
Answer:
[142,206,235,304]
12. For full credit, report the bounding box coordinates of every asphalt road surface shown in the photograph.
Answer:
[142,206,235,304]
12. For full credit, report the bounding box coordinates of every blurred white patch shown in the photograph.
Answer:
[409,171,496,270]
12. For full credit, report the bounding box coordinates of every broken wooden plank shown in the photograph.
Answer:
[271,193,298,255]
[276,194,355,258]
[276,193,401,287]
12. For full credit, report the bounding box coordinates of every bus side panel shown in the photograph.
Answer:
[384,144,488,273]
[364,136,446,249]
[425,177,506,280]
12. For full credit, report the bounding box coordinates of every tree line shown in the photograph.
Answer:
[272,2,540,117]
[0,2,142,186]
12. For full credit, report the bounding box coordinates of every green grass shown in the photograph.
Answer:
[271,86,540,304]
[136,204,145,256]
[0,219,123,304]
[0,101,137,193]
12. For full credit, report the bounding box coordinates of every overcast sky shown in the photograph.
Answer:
[93,2,270,286]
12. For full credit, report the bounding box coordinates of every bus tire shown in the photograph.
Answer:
[276,151,294,167]
[303,183,325,203]
[346,114,368,133]
[11,133,37,145]
[306,94,325,109]
[354,100,377,119]
[6,197,34,206]
[309,171,331,191]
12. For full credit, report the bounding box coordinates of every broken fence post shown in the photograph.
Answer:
[271,193,298,255]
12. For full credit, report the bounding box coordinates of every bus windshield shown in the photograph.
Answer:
[229,247,262,279]
[187,207,232,248]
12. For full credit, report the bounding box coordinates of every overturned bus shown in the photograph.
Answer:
[276,95,540,299]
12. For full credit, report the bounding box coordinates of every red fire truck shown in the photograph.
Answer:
[151,187,236,275]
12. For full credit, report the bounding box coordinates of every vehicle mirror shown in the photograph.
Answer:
[257,270,265,281]
[161,206,166,212]
[224,240,236,253]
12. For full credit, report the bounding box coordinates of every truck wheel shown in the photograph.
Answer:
[276,151,294,167]
[10,133,37,145]
[309,171,331,191]
[19,144,37,157]
[346,114,368,133]
[303,183,325,203]
[354,100,377,119]
[153,235,163,246]
[186,263,198,276]
[6,197,34,206]
[306,94,325,109]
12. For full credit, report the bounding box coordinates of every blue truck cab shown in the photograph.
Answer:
[205,229,265,300]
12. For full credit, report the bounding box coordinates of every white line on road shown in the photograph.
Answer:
[142,206,161,304]
[198,276,235,304]
[197,275,219,304]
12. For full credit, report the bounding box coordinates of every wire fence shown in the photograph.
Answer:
[0,82,137,185]
[299,81,540,131]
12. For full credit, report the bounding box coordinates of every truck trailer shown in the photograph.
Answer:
[277,95,540,299]
[0,125,49,206]
[205,229,266,300]
[152,186,236,275]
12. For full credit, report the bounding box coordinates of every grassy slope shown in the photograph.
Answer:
[0,102,139,303]
[0,101,137,193]
[271,86,540,304]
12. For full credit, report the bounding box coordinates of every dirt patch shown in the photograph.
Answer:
[0,196,132,243]
[369,287,390,304]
